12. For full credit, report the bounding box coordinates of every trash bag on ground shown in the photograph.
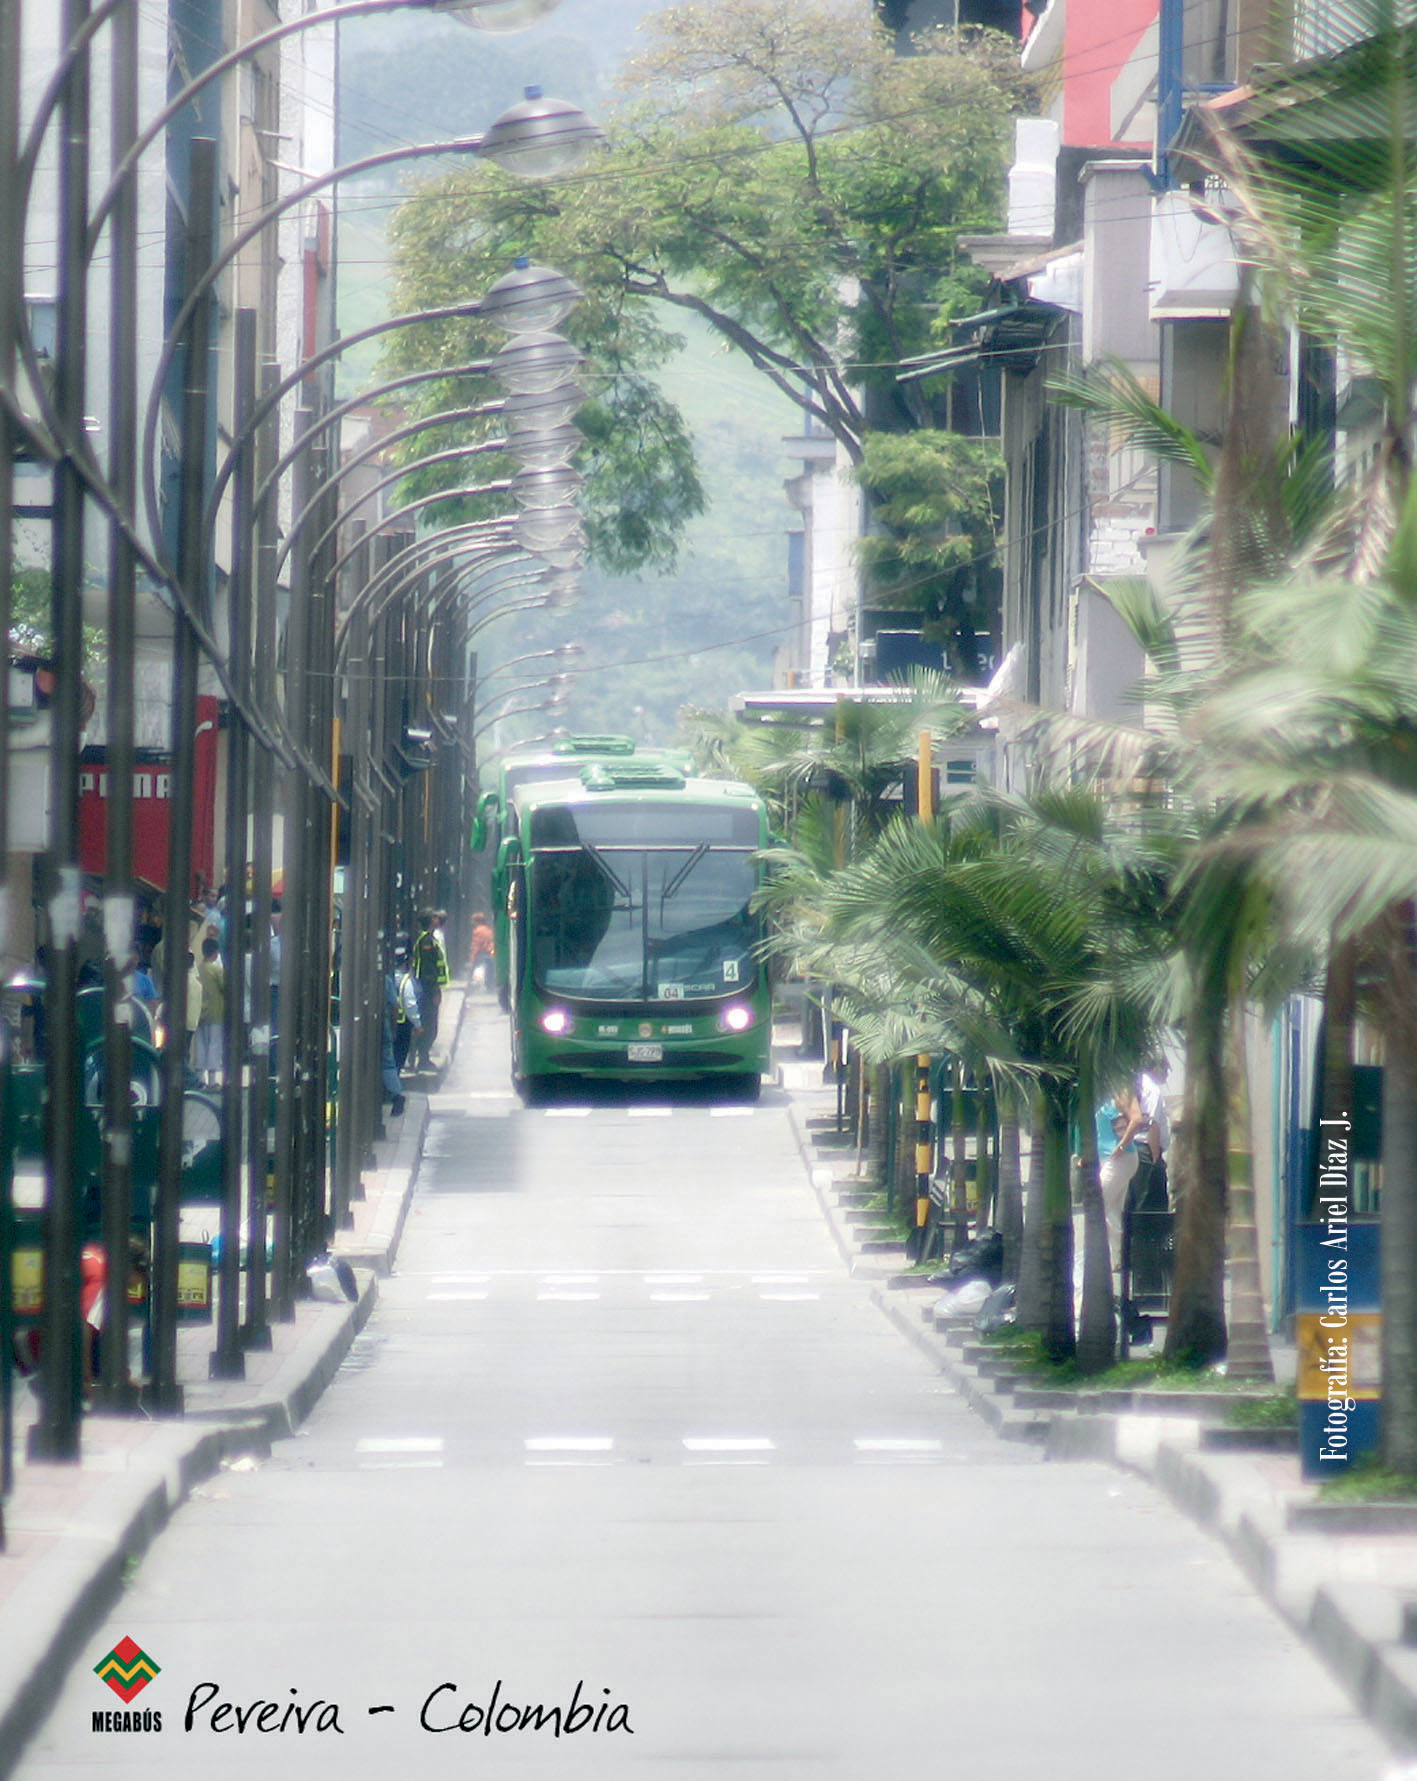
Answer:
[926,1229,1004,1288]
[932,1276,993,1320]
[974,1282,1016,1335]
[306,1254,358,1303]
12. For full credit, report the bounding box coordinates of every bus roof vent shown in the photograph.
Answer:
[552,734,637,756]
[580,762,686,792]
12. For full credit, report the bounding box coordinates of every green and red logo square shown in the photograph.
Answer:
[94,1637,160,1703]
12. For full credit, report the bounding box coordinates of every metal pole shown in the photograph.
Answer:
[151,135,219,1414]
[32,0,95,1462]
[368,536,398,1138]
[0,0,24,1518]
[211,309,258,1381]
[271,407,316,1318]
[96,0,140,1414]
[306,415,338,1250]
[337,526,371,1221]
[240,360,281,1352]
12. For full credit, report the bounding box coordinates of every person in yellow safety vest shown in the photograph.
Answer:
[411,909,449,1069]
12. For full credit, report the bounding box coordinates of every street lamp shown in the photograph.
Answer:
[6,0,597,1452]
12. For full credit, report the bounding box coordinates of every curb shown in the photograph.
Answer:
[783,1083,1417,1755]
[0,1038,439,1775]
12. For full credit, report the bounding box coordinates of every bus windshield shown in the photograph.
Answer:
[530,841,757,1001]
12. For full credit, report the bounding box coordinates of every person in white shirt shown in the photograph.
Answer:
[1119,1057,1170,1209]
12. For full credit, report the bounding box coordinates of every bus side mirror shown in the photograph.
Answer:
[472,791,499,852]
[496,836,522,875]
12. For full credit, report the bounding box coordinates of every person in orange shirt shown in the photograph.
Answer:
[469,911,495,993]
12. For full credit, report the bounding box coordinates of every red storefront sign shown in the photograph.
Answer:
[77,696,219,891]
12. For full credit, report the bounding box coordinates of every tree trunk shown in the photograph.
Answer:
[1075,1061,1117,1375]
[1380,904,1417,1474]
[950,1059,969,1246]
[996,1081,1024,1284]
[1014,1086,1048,1329]
[1224,1008,1275,1382]
[868,1062,892,1198]
[1164,984,1230,1368]
[1040,1078,1077,1364]
[976,1079,996,1232]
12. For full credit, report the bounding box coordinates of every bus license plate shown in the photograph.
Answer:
[627,1043,663,1063]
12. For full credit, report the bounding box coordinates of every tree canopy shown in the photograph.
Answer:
[383,0,1029,573]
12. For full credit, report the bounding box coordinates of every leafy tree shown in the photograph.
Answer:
[854,429,1003,678]
[384,0,1029,577]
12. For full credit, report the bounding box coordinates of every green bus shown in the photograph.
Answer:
[472,734,692,1008]
[501,760,772,1099]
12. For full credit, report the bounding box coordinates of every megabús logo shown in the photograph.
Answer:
[92,1638,163,1734]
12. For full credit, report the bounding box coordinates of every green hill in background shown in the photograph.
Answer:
[475,314,798,749]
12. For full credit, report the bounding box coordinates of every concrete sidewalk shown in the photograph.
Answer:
[777,1045,1417,1758]
[0,985,466,1774]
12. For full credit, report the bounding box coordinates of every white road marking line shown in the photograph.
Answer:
[682,1437,775,1453]
[427,1291,488,1302]
[358,1458,445,1471]
[759,1291,821,1302]
[684,1457,771,1468]
[709,1106,756,1118]
[545,1107,592,1117]
[644,1272,704,1285]
[649,1291,711,1303]
[524,1437,615,1452]
[543,1273,599,1284]
[526,1458,616,1468]
[751,1273,811,1285]
[536,1290,600,1302]
[356,1437,444,1454]
[627,1107,673,1118]
[853,1438,946,1454]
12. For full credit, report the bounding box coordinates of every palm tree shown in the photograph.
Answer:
[1164,0,1417,1454]
[792,787,1169,1368]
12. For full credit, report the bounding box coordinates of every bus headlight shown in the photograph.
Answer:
[719,1003,754,1033]
[539,1006,574,1036]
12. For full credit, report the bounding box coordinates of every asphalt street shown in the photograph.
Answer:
[12,1009,1395,1777]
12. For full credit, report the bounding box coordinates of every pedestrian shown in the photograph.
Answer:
[469,910,495,993]
[183,950,203,1086]
[193,935,226,1087]
[132,947,159,1009]
[1117,1056,1170,1210]
[411,907,449,1069]
[382,969,407,1119]
[268,898,282,1039]
[392,945,422,1076]
[1097,1095,1140,1271]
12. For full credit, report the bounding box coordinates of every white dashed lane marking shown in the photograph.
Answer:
[422,1269,840,1306]
[541,1106,760,1119]
[356,1437,444,1470]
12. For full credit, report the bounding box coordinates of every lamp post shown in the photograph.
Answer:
[6,0,598,1452]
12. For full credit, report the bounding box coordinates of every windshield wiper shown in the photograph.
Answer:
[583,843,631,901]
[660,843,708,904]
